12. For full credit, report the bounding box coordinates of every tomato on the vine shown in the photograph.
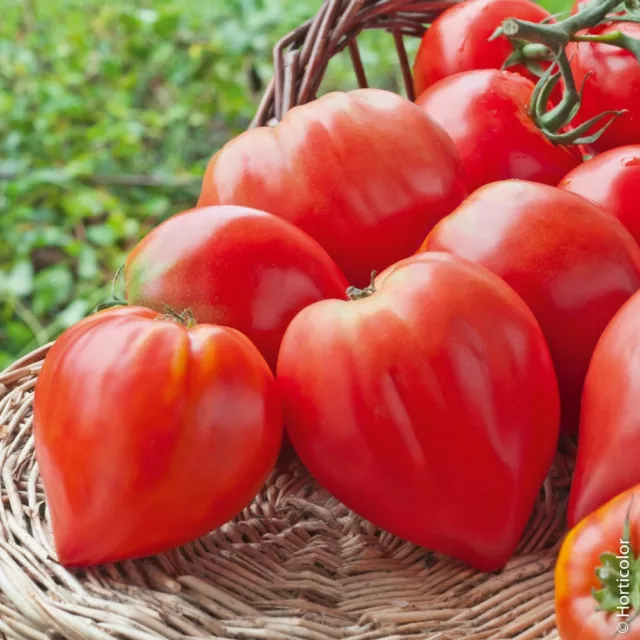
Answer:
[125,205,348,371]
[413,0,552,96]
[34,306,282,567]
[277,252,559,572]
[197,89,467,286]
[421,180,640,434]
[415,70,581,192]
[568,289,640,528]
[566,22,640,152]
[556,485,640,639]
[559,145,640,246]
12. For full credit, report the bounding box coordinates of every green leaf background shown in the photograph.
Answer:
[0,0,572,368]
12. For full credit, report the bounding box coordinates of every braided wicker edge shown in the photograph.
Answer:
[0,1,575,638]
[250,0,458,126]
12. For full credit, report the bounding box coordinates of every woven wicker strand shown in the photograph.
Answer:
[0,1,574,638]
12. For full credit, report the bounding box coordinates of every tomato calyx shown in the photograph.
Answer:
[160,306,197,328]
[495,0,640,145]
[593,499,640,625]
[502,41,554,79]
[346,271,378,301]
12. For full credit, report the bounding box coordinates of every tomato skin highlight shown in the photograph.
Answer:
[33,306,282,567]
[197,89,467,286]
[277,252,560,571]
[413,0,551,96]
[568,291,640,528]
[125,205,348,371]
[415,70,580,192]
[566,22,640,153]
[559,145,640,247]
[421,180,640,435]
[556,485,640,640]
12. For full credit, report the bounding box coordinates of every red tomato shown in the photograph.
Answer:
[556,485,640,639]
[277,252,560,571]
[420,180,640,434]
[34,306,282,566]
[413,0,552,96]
[560,145,640,246]
[566,22,640,152]
[568,290,640,527]
[415,70,580,192]
[125,205,348,371]
[197,89,467,286]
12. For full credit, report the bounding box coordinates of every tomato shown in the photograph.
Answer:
[568,290,640,527]
[556,484,640,639]
[560,145,640,246]
[33,306,282,566]
[566,22,640,152]
[197,89,467,286]
[415,70,580,192]
[277,252,560,571]
[420,180,640,434]
[413,0,552,96]
[125,205,348,371]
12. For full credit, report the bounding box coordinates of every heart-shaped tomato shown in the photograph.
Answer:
[34,306,282,567]
[197,89,467,287]
[276,252,560,571]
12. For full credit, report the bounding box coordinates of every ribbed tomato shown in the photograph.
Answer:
[197,89,467,286]
[34,306,282,566]
[277,252,559,571]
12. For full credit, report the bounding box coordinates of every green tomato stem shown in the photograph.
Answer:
[346,271,378,301]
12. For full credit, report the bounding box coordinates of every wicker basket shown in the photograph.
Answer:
[0,1,575,638]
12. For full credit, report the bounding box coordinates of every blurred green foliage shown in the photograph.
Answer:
[0,0,570,368]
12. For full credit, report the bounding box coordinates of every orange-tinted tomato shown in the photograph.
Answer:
[34,306,282,566]
[556,485,640,639]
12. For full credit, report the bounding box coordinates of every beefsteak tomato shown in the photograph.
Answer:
[421,180,640,434]
[415,70,580,192]
[125,205,348,371]
[277,252,560,572]
[34,306,282,566]
[413,0,552,96]
[556,484,640,639]
[568,290,640,527]
[566,22,640,152]
[559,145,640,246]
[197,89,467,286]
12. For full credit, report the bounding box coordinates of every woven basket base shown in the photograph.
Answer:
[0,346,571,640]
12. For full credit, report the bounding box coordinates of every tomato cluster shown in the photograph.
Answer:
[30,0,640,636]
